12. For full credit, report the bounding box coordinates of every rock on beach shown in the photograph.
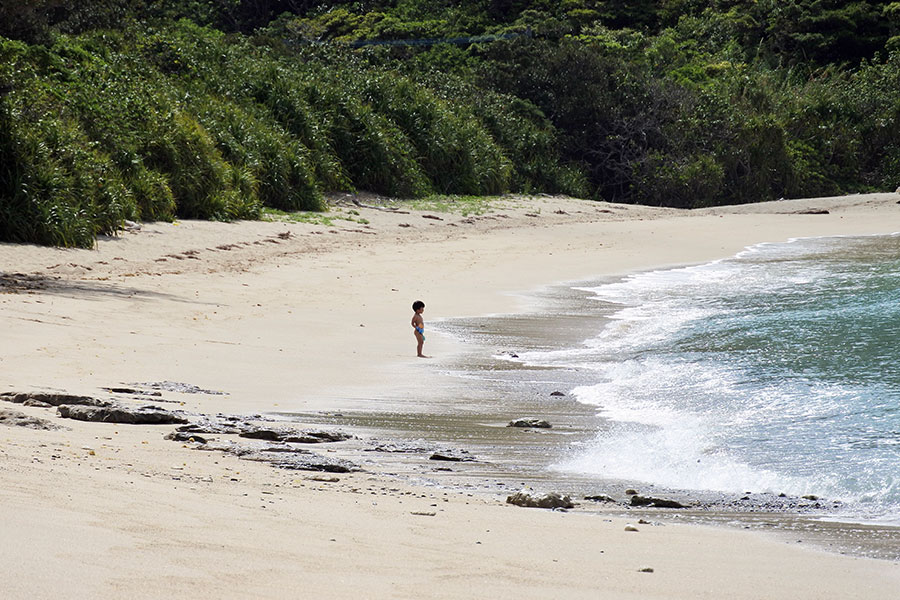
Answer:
[506,491,574,509]
[57,404,188,425]
[1,391,108,407]
[630,495,689,509]
[0,408,64,430]
[507,418,552,429]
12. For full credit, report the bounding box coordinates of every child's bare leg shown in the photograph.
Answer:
[416,334,428,358]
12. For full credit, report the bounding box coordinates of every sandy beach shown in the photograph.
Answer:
[2,191,899,598]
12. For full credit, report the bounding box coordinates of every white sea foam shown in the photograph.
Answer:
[555,419,817,497]
[537,234,900,523]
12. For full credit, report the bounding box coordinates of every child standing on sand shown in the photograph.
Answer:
[411,300,429,358]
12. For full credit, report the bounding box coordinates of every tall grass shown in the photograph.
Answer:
[1,20,589,246]
[355,75,511,195]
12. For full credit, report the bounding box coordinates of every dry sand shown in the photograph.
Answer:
[2,192,899,598]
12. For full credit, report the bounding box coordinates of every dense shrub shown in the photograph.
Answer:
[3,21,552,245]
[2,2,900,246]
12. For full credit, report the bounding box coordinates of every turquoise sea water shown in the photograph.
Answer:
[516,234,900,524]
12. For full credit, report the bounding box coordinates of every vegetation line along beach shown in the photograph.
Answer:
[2,1,899,246]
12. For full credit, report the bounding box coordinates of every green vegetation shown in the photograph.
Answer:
[407,194,502,216]
[1,1,898,246]
[262,206,370,226]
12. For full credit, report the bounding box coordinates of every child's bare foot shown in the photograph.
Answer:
[417,354,431,358]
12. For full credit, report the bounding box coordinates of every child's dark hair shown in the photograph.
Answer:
[412,300,425,311]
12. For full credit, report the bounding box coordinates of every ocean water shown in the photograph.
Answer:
[514,233,900,524]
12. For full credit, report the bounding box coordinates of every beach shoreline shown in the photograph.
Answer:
[2,192,900,598]
[280,263,900,562]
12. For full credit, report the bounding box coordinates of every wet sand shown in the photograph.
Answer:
[282,277,900,562]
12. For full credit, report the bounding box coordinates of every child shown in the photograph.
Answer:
[411,300,429,358]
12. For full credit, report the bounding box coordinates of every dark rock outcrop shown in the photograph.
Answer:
[429,451,476,462]
[507,418,552,429]
[176,418,244,436]
[57,404,188,425]
[238,427,352,444]
[630,495,689,509]
[175,418,352,444]
[103,387,163,397]
[1,392,108,407]
[246,451,357,473]
[164,431,209,444]
[584,494,617,503]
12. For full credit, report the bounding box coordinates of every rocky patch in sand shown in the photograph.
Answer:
[57,404,189,425]
[174,416,353,443]
[364,441,438,454]
[506,491,574,510]
[0,408,65,430]
[166,414,358,473]
[2,388,357,474]
[102,387,163,397]
[0,391,109,408]
[176,438,358,473]
[630,495,689,509]
[361,441,479,465]
[429,450,476,462]
[507,418,552,429]
[132,381,227,395]
[584,494,617,503]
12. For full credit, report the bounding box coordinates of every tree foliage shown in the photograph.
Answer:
[1,0,899,245]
